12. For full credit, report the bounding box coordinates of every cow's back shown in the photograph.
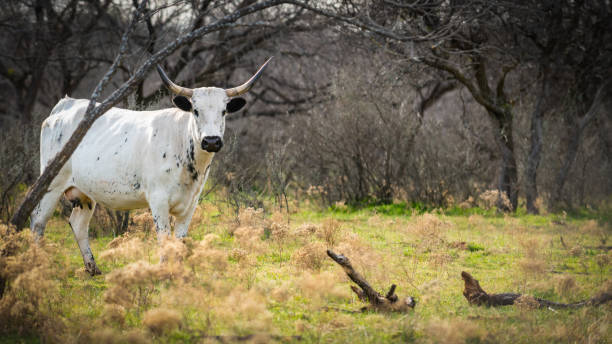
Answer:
[40,97,90,173]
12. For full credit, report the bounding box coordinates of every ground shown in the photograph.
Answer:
[0,199,610,343]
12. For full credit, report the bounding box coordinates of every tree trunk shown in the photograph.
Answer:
[550,81,611,211]
[525,71,549,214]
[493,110,518,211]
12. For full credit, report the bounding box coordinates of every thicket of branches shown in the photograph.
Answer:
[1,0,611,222]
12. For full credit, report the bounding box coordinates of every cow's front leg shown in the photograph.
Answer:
[174,201,198,239]
[148,197,171,242]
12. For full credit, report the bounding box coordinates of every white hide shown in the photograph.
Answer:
[31,88,231,274]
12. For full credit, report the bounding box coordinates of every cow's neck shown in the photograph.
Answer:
[184,117,214,182]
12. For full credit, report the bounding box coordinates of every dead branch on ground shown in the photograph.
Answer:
[327,249,416,312]
[461,271,612,309]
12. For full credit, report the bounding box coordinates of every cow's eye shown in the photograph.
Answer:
[193,109,199,117]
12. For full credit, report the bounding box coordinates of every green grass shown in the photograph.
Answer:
[1,201,611,343]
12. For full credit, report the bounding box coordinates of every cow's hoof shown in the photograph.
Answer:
[86,262,102,276]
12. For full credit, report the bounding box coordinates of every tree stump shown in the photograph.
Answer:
[327,250,416,312]
[461,271,612,309]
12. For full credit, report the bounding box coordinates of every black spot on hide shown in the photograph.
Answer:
[57,133,63,142]
[163,152,166,158]
[188,139,195,162]
[187,162,198,181]
[97,157,100,161]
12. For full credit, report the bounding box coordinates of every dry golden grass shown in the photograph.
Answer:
[291,241,327,270]
[423,318,485,344]
[1,203,610,343]
[142,307,182,335]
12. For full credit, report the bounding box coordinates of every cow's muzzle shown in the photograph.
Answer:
[202,136,223,152]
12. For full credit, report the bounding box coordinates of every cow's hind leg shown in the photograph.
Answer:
[69,200,101,276]
[30,187,65,238]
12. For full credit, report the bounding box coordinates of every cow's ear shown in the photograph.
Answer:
[172,96,192,112]
[226,97,246,113]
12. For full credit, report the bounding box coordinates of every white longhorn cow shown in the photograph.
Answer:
[30,58,272,275]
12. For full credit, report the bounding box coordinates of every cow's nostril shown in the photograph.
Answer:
[202,136,223,152]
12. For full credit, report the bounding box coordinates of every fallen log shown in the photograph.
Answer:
[327,249,416,312]
[461,271,612,309]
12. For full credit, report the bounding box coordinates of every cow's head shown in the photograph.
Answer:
[156,58,272,153]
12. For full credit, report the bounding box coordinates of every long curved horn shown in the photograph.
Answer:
[156,65,193,97]
[225,57,273,97]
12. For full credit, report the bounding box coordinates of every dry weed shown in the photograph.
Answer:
[514,294,540,311]
[100,234,145,262]
[132,211,154,233]
[407,213,450,249]
[569,246,583,257]
[187,242,228,273]
[160,237,188,263]
[104,260,178,309]
[298,271,350,305]
[234,225,266,253]
[478,189,512,211]
[467,214,484,227]
[418,279,443,304]
[103,303,126,326]
[291,241,327,270]
[216,288,272,333]
[429,252,453,268]
[316,218,342,247]
[0,224,65,338]
[458,196,475,209]
[269,282,292,303]
[89,328,121,344]
[237,207,264,227]
[294,223,319,238]
[555,275,578,300]
[518,237,547,276]
[424,318,485,344]
[142,307,182,335]
[335,232,381,276]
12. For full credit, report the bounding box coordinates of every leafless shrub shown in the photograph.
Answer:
[103,260,178,311]
[316,218,342,247]
[291,241,327,270]
[478,189,512,211]
[216,288,272,333]
[100,234,146,263]
[406,213,450,250]
[298,271,350,306]
[142,308,181,335]
[0,224,65,339]
[102,304,126,326]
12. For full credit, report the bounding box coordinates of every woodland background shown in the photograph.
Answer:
[1,0,611,225]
